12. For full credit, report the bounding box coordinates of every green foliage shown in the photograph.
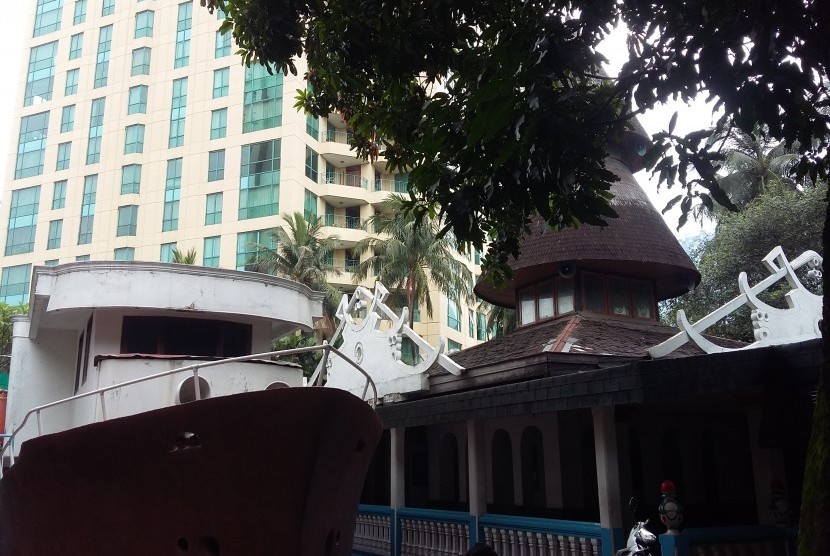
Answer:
[662,184,825,341]
[271,331,321,379]
[252,212,342,338]
[0,303,28,375]
[352,195,473,329]
[171,247,197,265]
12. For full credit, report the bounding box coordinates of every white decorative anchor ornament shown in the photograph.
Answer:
[650,247,822,358]
[314,282,464,398]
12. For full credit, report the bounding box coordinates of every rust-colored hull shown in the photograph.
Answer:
[0,388,381,555]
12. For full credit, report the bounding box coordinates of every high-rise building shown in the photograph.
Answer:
[0,0,485,349]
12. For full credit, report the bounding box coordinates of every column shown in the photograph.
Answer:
[390,427,405,556]
[592,406,624,556]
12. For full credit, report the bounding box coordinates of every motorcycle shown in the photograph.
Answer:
[615,498,659,556]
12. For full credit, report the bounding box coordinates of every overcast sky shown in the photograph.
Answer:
[0,7,712,238]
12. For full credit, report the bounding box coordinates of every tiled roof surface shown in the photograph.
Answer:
[436,312,746,374]
[475,156,700,306]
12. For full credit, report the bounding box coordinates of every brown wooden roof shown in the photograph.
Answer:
[475,155,700,306]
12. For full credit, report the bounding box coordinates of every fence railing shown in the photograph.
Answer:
[0,344,378,476]
[353,506,606,556]
[322,171,368,189]
[374,178,408,193]
[326,128,353,144]
[478,514,602,556]
[323,214,364,230]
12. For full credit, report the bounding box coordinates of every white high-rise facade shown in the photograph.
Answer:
[0,0,487,349]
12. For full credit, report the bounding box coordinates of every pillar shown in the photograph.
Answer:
[592,406,624,555]
[390,426,405,509]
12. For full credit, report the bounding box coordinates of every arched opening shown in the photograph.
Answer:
[580,427,599,520]
[265,381,290,390]
[629,428,645,502]
[439,433,460,504]
[404,426,429,508]
[700,428,718,506]
[176,376,211,404]
[520,426,546,508]
[491,429,514,507]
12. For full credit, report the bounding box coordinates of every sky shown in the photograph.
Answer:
[0,7,713,239]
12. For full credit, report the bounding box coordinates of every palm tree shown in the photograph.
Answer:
[352,195,474,331]
[715,125,800,210]
[252,212,342,338]
[171,247,197,265]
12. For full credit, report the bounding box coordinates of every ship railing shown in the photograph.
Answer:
[0,342,376,477]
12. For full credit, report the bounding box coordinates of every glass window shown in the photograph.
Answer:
[159,242,176,262]
[215,30,231,58]
[242,64,282,132]
[121,164,142,194]
[116,205,138,236]
[69,33,83,60]
[210,108,227,139]
[207,150,224,182]
[77,175,96,245]
[47,219,63,249]
[25,41,58,106]
[213,67,229,98]
[203,236,220,267]
[538,282,555,320]
[236,229,275,270]
[306,114,319,140]
[124,124,145,154]
[205,193,222,225]
[447,339,462,352]
[168,78,187,148]
[134,10,154,38]
[582,273,606,314]
[556,277,575,314]
[86,97,105,164]
[447,297,461,331]
[93,24,113,88]
[45,259,59,266]
[131,47,151,76]
[127,85,148,114]
[608,277,630,316]
[0,265,32,305]
[163,159,182,231]
[5,186,41,256]
[15,112,49,180]
[73,0,86,24]
[394,172,409,193]
[114,247,134,261]
[174,2,192,68]
[305,146,318,182]
[476,312,486,341]
[60,104,75,132]
[76,255,89,261]
[519,289,535,326]
[631,280,654,319]
[56,141,71,170]
[65,68,79,95]
[304,190,317,221]
[239,140,280,220]
[52,180,67,209]
[469,311,475,338]
[34,0,63,37]
[101,0,115,16]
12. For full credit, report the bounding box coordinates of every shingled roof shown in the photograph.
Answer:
[475,155,701,307]
[434,312,745,376]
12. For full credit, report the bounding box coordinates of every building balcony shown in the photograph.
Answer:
[319,172,371,207]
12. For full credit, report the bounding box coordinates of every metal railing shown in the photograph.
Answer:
[374,178,408,193]
[323,214,364,230]
[0,343,377,477]
[323,171,368,189]
[325,129,353,144]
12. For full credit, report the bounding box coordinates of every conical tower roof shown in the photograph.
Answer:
[475,130,700,307]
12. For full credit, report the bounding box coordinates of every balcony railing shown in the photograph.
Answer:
[353,505,796,556]
[328,258,361,273]
[323,214,364,230]
[325,128,353,144]
[322,171,368,189]
[374,178,408,193]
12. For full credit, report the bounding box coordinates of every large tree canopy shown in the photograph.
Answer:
[201,0,829,281]
[201,0,830,552]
